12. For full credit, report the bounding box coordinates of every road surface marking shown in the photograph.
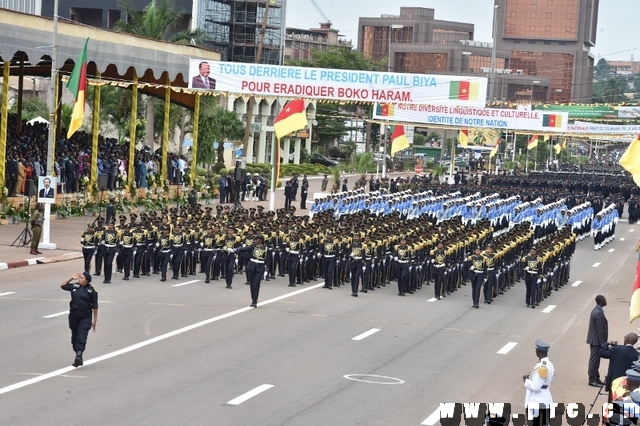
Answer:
[572,280,583,287]
[42,311,69,319]
[541,305,556,314]
[0,282,324,396]
[171,279,200,287]
[343,374,405,385]
[63,252,80,256]
[351,328,381,341]
[593,262,601,268]
[427,297,438,302]
[497,342,518,354]
[227,384,274,406]
[621,238,626,241]
[620,219,629,222]
[630,229,635,232]
[608,249,615,253]
[0,292,16,297]
[422,407,442,425]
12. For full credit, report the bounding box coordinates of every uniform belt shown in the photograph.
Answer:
[527,271,538,274]
[289,251,299,254]
[351,257,362,260]
[251,259,265,264]
[160,249,171,253]
[323,254,335,257]
[203,249,214,251]
[434,264,445,268]
[397,259,409,263]
[83,246,95,249]
[122,245,133,249]
[173,244,183,247]
[486,268,495,270]
[104,244,117,248]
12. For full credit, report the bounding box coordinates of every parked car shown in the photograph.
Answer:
[309,153,339,167]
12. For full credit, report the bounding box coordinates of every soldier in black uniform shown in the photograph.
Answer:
[394,236,411,296]
[80,223,98,273]
[119,223,135,280]
[468,246,486,308]
[93,217,105,276]
[522,247,543,308]
[60,271,98,368]
[349,234,364,297]
[101,219,119,284]
[237,234,269,307]
[115,215,127,273]
[483,245,497,304]
[157,226,172,281]
[320,229,338,289]
[132,223,147,278]
[170,222,188,279]
[200,226,216,283]
[431,241,447,300]
[222,226,241,289]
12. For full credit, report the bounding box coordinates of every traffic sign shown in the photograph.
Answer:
[415,165,423,175]
[236,149,243,157]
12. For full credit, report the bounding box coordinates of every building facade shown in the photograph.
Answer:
[495,0,599,103]
[285,22,352,62]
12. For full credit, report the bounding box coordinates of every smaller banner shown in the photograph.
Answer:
[373,103,569,132]
[567,121,640,135]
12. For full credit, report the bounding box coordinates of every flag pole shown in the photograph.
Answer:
[42,0,59,250]
[269,137,278,212]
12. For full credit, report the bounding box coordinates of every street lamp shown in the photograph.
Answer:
[489,4,499,103]
[459,51,472,73]
[383,24,403,179]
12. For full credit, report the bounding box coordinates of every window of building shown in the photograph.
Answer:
[544,41,551,45]
[546,13,552,19]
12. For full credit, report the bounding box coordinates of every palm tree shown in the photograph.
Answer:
[114,0,209,150]
[212,107,245,163]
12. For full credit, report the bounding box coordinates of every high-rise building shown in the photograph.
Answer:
[495,0,599,103]
[285,22,352,62]
[194,0,284,64]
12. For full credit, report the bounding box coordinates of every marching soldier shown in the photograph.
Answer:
[132,222,148,278]
[523,340,554,425]
[222,225,241,289]
[118,223,135,281]
[237,234,269,307]
[93,217,105,276]
[80,223,98,274]
[200,226,216,283]
[468,246,486,308]
[319,229,339,289]
[157,226,173,282]
[522,247,543,308]
[348,233,364,297]
[101,219,119,284]
[170,222,188,279]
[431,241,447,300]
[285,229,304,287]
[483,245,497,304]
[394,236,411,297]
[115,215,127,273]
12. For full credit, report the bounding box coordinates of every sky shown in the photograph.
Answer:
[286,0,640,62]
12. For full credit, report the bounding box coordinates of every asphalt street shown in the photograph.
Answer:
[0,220,637,426]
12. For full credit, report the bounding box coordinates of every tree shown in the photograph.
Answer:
[413,133,427,146]
[114,0,209,150]
[592,76,629,103]
[426,131,441,145]
[594,58,610,81]
[288,47,386,152]
[194,102,244,167]
[10,96,48,122]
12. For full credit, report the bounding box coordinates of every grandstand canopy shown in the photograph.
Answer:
[0,8,220,109]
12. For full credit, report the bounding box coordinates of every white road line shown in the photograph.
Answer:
[427,297,438,302]
[171,279,200,287]
[0,282,325,396]
[0,292,16,297]
[421,407,442,425]
[620,219,629,222]
[63,252,80,256]
[351,328,381,341]
[497,342,518,355]
[621,238,626,241]
[42,311,69,319]
[609,248,615,253]
[593,262,601,268]
[630,229,635,232]
[226,384,274,406]
[572,280,583,287]
[541,305,556,314]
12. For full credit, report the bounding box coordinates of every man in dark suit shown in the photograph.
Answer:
[586,295,608,387]
[191,61,216,89]
[39,177,55,198]
[600,333,639,400]
[105,198,116,224]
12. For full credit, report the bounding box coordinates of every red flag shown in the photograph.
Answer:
[66,38,89,138]
[631,250,640,323]
[274,99,307,140]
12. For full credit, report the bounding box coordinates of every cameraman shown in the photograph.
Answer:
[601,333,639,401]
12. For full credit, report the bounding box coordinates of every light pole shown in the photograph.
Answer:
[459,51,472,73]
[488,4,499,103]
[530,80,540,105]
[383,24,403,179]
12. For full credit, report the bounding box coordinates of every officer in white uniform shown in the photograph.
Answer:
[523,339,554,425]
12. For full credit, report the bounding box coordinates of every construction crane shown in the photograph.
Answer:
[308,0,331,23]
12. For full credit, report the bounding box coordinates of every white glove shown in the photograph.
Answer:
[156,243,159,247]
[133,250,137,256]
[394,257,398,261]
[94,251,97,255]
[362,266,366,272]
[286,248,290,252]
[263,271,268,280]
[115,253,119,258]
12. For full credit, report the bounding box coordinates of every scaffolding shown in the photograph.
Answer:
[202,0,283,64]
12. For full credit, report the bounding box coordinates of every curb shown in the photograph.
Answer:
[0,257,42,271]
[0,252,82,271]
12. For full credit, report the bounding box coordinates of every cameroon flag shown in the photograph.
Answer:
[449,81,480,101]
[390,125,410,157]
[376,103,395,117]
[542,114,563,128]
[66,38,89,138]
[458,129,469,148]
[527,135,539,151]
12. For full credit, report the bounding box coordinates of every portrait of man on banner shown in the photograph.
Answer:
[189,60,216,90]
[469,129,501,146]
[37,176,56,204]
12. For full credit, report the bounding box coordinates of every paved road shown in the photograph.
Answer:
[0,220,637,425]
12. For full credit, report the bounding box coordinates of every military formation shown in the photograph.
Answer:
[78,183,582,309]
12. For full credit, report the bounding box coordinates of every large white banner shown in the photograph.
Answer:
[188,59,488,106]
[372,103,569,132]
[568,121,640,135]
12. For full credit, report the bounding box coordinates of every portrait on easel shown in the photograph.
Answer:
[37,176,56,204]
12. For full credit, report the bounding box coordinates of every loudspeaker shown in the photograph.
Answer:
[26,179,36,196]
[234,167,246,182]
[98,174,108,190]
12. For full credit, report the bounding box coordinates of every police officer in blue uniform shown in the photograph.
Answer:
[61,271,98,367]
